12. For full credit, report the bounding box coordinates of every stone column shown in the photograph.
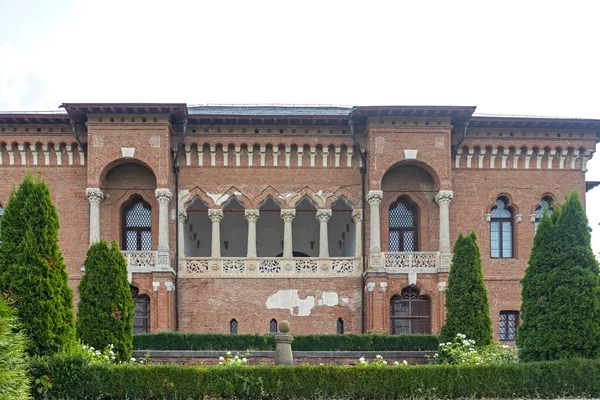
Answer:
[366,190,383,269]
[85,188,104,245]
[281,209,296,259]
[352,210,362,257]
[316,210,332,258]
[155,189,172,269]
[245,210,260,258]
[178,210,187,258]
[208,210,224,258]
[435,190,454,269]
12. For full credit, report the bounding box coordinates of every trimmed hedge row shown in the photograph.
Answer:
[133,332,440,351]
[31,356,600,399]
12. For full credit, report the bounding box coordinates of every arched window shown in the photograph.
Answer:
[534,196,553,234]
[131,286,150,334]
[230,319,238,334]
[389,198,417,252]
[490,197,513,258]
[123,197,152,251]
[499,311,519,341]
[270,319,278,333]
[336,318,344,334]
[390,287,431,334]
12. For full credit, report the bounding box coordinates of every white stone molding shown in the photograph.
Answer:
[222,146,229,166]
[165,281,174,292]
[55,145,62,165]
[547,149,556,169]
[322,147,329,168]
[177,210,187,258]
[530,213,537,223]
[536,149,545,169]
[155,189,172,252]
[435,190,453,254]
[366,190,384,256]
[281,209,296,258]
[466,147,475,168]
[0,144,3,165]
[18,144,27,166]
[366,282,376,292]
[210,145,216,166]
[208,209,223,258]
[477,148,485,168]
[454,148,462,168]
[235,146,241,166]
[380,281,388,292]
[352,210,362,257]
[346,148,353,167]
[247,146,254,167]
[559,149,568,169]
[582,150,594,172]
[185,145,191,166]
[309,146,317,167]
[297,146,304,167]
[513,148,522,169]
[489,147,498,168]
[42,144,50,165]
[260,146,266,166]
[66,144,74,165]
[408,272,417,285]
[284,146,291,167]
[316,209,332,258]
[485,213,491,222]
[404,149,418,160]
[198,146,204,167]
[85,188,104,244]
[245,209,260,258]
[524,149,533,169]
[515,213,523,223]
[570,150,580,170]
[152,281,160,291]
[334,147,341,167]
[501,148,510,168]
[6,144,14,165]
[32,145,39,165]
[273,147,279,166]
[121,147,135,158]
[437,281,447,292]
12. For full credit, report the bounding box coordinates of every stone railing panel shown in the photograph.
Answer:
[383,252,440,272]
[122,251,156,269]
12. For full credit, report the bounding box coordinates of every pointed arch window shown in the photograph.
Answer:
[490,197,513,258]
[336,318,344,334]
[534,197,553,234]
[230,319,238,334]
[390,287,431,334]
[389,198,418,252]
[131,286,150,334]
[123,197,152,251]
[270,319,278,333]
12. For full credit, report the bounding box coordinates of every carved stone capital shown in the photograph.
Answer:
[178,210,188,222]
[155,188,172,203]
[85,188,104,203]
[435,190,454,205]
[351,210,362,222]
[244,209,260,221]
[208,209,224,222]
[281,209,296,222]
[316,209,332,222]
[366,190,383,205]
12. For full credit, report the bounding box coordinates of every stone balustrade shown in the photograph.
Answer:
[179,256,361,278]
[382,251,440,273]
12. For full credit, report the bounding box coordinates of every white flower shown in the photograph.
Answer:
[218,356,224,361]
[394,361,399,365]
[130,358,136,362]
[376,354,382,359]
[382,361,388,365]
[403,360,408,365]
[462,340,470,346]
[242,358,247,363]
[226,351,232,355]
[359,357,365,362]
[219,362,223,365]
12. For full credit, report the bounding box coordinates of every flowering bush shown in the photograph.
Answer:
[357,355,408,366]
[437,333,519,365]
[218,351,249,366]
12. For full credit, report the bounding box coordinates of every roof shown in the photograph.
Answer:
[469,115,600,130]
[188,105,352,117]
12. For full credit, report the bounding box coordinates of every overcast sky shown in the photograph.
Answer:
[1,0,599,255]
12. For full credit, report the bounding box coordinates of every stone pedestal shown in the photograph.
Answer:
[274,320,294,365]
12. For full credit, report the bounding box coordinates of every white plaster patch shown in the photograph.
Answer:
[121,147,135,158]
[317,299,323,306]
[341,297,350,304]
[322,292,339,306]
[266,290,315,316]
[207,193,231,205]
[207,193,223,203]
[234,191,242,197]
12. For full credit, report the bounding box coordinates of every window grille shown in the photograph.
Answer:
[336,318,344,334]
[389,198,417,252]
[499,311,519,341]
[490,197,513,258]
[390,287,431,334]
[131,286,150,334]
[270,319,277,333]
[230,319,238,334]
[534,197,553,234]
[123,198,152,251]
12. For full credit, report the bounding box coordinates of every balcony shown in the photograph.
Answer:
[382,251,440,273]
[179,257,361,278]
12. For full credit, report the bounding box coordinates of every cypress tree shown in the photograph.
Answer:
[76,240,134,362]
[0,173,75,356]
[517,192,600,361]
[440,232,493,346]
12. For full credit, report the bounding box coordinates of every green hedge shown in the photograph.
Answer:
[30,356,600,399]
[133,332,439,351]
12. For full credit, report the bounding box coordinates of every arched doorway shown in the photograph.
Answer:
[131,286,150,334]
[390,286,431,334]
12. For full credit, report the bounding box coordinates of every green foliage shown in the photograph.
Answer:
[0,173,75,356]
[132,332,440,351]
[440,232,492,346]
[518,192,600,361]
[30,355,600,399]
[76,241,134,362]
[0,297,31,400]
[437,333,519,365]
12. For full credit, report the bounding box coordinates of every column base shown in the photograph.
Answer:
[369,251,384,271]
[440,252,452,272]
[156,250,172,271]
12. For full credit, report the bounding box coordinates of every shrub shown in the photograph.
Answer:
[30,356,600,399]
[0,297,31,400]
[132,332,440,351]
[0,173,75,356]
[440,232,492,346]
[518,192,600,361]
[437,333,519,365]
[76,241,134,362]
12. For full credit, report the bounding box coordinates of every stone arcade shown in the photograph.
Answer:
[0,103,597,341]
